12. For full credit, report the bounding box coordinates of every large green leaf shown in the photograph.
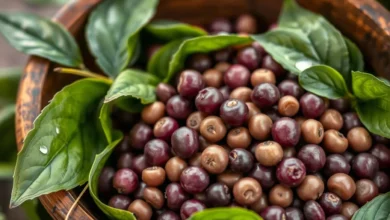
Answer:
[251,28,320,74]
[344,38,364,72]
[89,132,136,220]
[299,65,349,99]
[166,35,252,82]
[352,192,390,220]
[278,0,351,82]
[351,71,390,139]
[86,0,158,78]
[105,69,159,104]
[145,20,207,41]
[356,98,390,143]
[147,39,184,79]
[0,104,17,163]
[352,71,390,101]
[10,78,110,208]
[0,13,82,67]
[189,207,262,220]
[0,68,21,107]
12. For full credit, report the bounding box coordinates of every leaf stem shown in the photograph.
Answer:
[54,67,113,84]
[65,184,89,220]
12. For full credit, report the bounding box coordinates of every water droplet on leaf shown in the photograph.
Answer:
[295,60,313,71]
[39,146,48,154]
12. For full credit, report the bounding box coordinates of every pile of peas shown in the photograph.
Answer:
[98,14,390,220]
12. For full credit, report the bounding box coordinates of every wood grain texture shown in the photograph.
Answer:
[15,0,390,219]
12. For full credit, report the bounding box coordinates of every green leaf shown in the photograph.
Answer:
[352,192,390,220]
[0,104,17,163]
[0,67,21,107]
[189,207,262,220]
[115,98,145,113]
[344,38,364,72]
[166,35,252,82]
[99,103,114,143]
[10,78,110,208]
[147,39,184,79]
[251,28,320,74]
[352,71,390,101]
[104,69,159,104]
[356,98,390,139]
[89,132,136,220]
[278,0,351,81]
[145,20,207,41]
[299,65,349,99]
[86,0,158,78]
[351,71,390,138]
[0,13,82,67]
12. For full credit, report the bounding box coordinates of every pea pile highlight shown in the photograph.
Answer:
[99,14,390,220]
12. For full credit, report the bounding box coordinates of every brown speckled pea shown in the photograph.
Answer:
[143,187,164,209]
[323,129,349,153]
[199,116,227,143]
[248,114,273,141]
[246,102,261,121]
[230,87,252,102]
[235,14,258,34]
[217,171,243,189]
[355,179,378,205]
[297,175,324,201]
[215,62,231,73]
[320,109,343,130]
[278,95,299,117]
[327,173,356,200]
[141,101,165,125]
[165,157,187,182]
[128,199,152,220]
[269,184,293,208]
[227,127,252,149]
[201,145,229,174]
[301,119,324,144]
[347,127,372,152]
[251,69,276,86]
[203,69,224,88]
[186,111,207,131]
[142,167,166,187]
[233,177,262,205]
[255,141,283,166]
[341,202,359,219]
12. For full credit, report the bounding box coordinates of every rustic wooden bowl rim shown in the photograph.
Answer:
[15,0,390,219]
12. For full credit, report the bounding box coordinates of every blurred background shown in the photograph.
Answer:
[0,1,66,219]
[0,0,388,219]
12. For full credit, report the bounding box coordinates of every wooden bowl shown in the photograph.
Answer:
[15,0,390,219]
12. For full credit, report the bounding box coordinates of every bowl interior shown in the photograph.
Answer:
[18,0,390,218]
